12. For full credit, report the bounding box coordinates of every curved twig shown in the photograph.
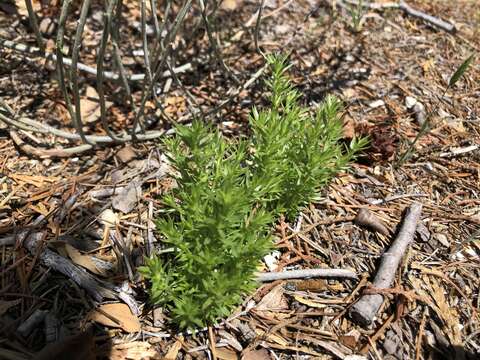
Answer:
[131,0,193,139]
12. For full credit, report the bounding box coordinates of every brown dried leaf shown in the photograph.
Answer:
[80,86,112,124]
[241,348,270,360]
[89,303,141,333]
[165,96,186,116]
[110,341,158,360]
[164,338,182,360]
[220,0,240,11]
[295,279,344,292]
[256,284,288,311]
[64,244,108,277]
[112,181,142,214]
[116,145,137,164]
[216,347,239,360]
[15,0,40,17]
[292,294,325,309]
[255,284,289,320]
[342,114,356,139]
[254,329,288,346]
[429,278,461,343]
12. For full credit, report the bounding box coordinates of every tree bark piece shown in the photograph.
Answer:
[349,202,423,326]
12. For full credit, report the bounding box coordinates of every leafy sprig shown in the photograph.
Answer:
[140,55,367,330]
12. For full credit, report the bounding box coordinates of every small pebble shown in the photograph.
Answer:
[405,96,417,109]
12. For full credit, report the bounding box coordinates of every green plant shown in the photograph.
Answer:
[140,55,367,330]
[249,55,367,218]
[347,0,364,33]
[141,121,273,329]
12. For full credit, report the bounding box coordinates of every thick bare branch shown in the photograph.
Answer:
[349,202,423,326]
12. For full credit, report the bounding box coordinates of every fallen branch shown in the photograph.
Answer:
[256,268,357,282]
[340,0,456,33]
[9,130,93,158]
[398,1,456,33]
[23,231,117,301]
[0,37,192,82]
[349,202,422,326]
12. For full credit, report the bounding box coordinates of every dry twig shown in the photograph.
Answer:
[340,0,456,33]
[256,268,357,282]
[349,202,423,326]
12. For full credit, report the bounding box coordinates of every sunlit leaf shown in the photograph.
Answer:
[448,54,475,88]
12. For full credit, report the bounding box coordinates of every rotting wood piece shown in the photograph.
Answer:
[349,202,423,326]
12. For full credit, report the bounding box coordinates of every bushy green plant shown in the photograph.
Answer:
[140,55,367,330]
[249,55,367,218]
[141,122,273,329]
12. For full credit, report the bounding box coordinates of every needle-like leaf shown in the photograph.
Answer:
[448,54,475,89]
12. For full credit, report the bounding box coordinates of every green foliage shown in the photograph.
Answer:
[448,54,475,89]
[346,0,364,33]
[249,55,367,218]
[140,121,273,329]
[140,54,367,330]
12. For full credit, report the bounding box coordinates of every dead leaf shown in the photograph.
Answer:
[220,0,240,11]
[254,329,288,347]
[89,303,140,333]
[0,299,21,317]
[292,295,325,309]
[216,347,238,360]
[116,145,137,164]
[165,96,186,116]
[422,58,435,74]
[256,284,288,311]
[255,284,289,320]
[99,208,118,228]
[34,326,95,360]
[79,86,112,124]
[112,181,142,214]
[164,338,182,360]
[15,0,40,17]
[295,279,344,292]
[241,348,270,360]
[110,341,158,360]
[242,349,271,360]
[342,115,356,139]
[64,244,109,277]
